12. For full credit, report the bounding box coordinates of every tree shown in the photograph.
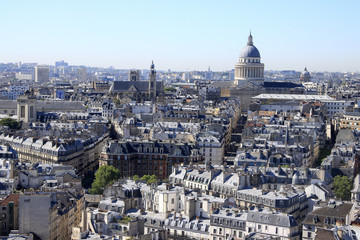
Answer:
[89,165,121,194]
[113,98,120,105]
[132,175,140,182]
[164,87,176,92]
[333,175,353,201]
[314,147,332,167]
[140,175,158,184]
[0,118,20,129]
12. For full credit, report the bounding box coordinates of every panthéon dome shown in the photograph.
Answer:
[240,33,261,58]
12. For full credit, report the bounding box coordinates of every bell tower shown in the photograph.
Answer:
[149,61,157,100]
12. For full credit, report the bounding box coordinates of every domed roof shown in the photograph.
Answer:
[240,33,261,58]
[301,67,310,77]
[240,45,261,58]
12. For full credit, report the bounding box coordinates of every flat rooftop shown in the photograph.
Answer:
[253,94,334,101]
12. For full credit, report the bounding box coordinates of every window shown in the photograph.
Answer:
[258,225,261,230]
[20,106,25,118]
[308,232,311,238]
[213,229,217,234]
[171,198,174,204]
[276,227,278,234]
[30,106,34,118]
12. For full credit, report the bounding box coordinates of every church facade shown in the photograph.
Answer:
[109,62,163,102]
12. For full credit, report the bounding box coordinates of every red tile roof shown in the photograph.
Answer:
[0,194,20,206]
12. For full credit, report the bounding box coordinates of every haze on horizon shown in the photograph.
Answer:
[0,0,359,72]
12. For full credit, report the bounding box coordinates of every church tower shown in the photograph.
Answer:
[234,33,264,87]
[128,70,140,81]
[149,61,157,100]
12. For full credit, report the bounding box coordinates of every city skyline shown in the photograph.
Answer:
[0,0,359,72]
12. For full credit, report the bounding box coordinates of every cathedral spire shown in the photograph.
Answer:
[247,31,253,45]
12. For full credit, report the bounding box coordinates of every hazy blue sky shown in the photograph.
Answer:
[0,0,359,72]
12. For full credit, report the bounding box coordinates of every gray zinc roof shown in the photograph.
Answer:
[246,212,298,228]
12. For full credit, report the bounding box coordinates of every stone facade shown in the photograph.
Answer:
[99,140,202,179]
[0,132,108,176]
[19,192,84,240]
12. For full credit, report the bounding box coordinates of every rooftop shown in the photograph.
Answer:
[253,94,334,101]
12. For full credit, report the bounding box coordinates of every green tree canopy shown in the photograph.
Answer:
[132,175,140,182]
[89,165,121,194]
[140,175,158,184]
[333,175,353,201]
[164,87,176,92]
[0,118,20,129]
[113,98,120,105]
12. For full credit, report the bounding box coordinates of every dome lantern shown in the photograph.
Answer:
[248,32,253,45]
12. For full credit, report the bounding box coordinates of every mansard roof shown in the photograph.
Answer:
[246,211,298,228]
[105,140,192,156]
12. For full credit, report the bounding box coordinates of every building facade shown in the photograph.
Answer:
[19,192,84,240]
[17,90,37,123]
[34,65,50,83]
[99,140,202,179]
